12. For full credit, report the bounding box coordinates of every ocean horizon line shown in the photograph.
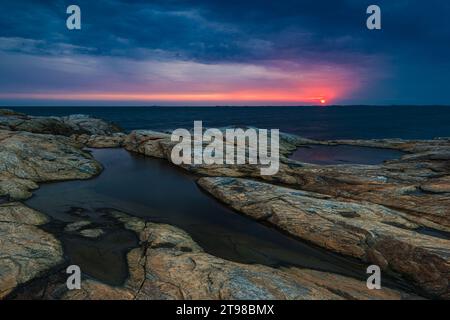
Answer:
[4,104,450,108]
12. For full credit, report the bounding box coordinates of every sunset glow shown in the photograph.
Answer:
[0,55,356,105]
[0,90,337,105]
[1,1,449,106]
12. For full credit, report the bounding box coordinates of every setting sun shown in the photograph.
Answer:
[320,99,326,104]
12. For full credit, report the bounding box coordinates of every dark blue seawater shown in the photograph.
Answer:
[11,106,450,140]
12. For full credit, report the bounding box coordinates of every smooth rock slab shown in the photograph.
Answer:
[0,202,64,299]
[198,177,450,299]
[0,130,102,200]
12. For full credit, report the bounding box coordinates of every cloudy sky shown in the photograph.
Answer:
[0,0,449,106]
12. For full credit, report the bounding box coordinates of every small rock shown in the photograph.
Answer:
[79,228,105,238]
[64,220,92,232]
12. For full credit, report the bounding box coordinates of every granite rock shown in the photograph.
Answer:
[198,177,450,299]
[71,133,126,148]
[0,130,102,200]
[0,202,64,299]
[0,110,121,136]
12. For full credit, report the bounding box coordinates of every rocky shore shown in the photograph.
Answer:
[1,108,449,300]
[198,177,450,298]
[122,128,450,299]
[41,210,415,300]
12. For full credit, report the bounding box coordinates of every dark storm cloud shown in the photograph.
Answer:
[0,0,450,104]
[2,0,449,62]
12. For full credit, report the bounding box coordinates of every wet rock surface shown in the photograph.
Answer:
[79,228,105,238]
[0,130,102,200]
[64,220,105,238]
[0,202,64,299]
[64,220,93,233]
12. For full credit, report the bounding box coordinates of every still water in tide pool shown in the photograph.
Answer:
[26,148,411,291]
[290,144,405,165]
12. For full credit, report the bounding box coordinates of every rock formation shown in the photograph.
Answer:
[46,212,416,300]
[198,177,450,299]
[0,130,102,200]
[0,202,63,299]
[0,109,121,136]
[71,133,126,148]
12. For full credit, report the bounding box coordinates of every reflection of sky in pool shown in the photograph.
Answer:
[290,145,405,165]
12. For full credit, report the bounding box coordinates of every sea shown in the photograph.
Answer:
[11,105,450,140]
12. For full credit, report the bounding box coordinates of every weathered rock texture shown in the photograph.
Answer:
[116,128,450,299]
[71,133,126,148]
[124,130,172,158]
[58,212,415,300]
[198,177,450,299]
[0,202,64,299]
[0,130,102,200]
[0,109,121,136]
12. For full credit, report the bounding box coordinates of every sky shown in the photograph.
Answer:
[0,0,450,106]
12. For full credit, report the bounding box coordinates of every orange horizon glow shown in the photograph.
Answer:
[0,91,332,105]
